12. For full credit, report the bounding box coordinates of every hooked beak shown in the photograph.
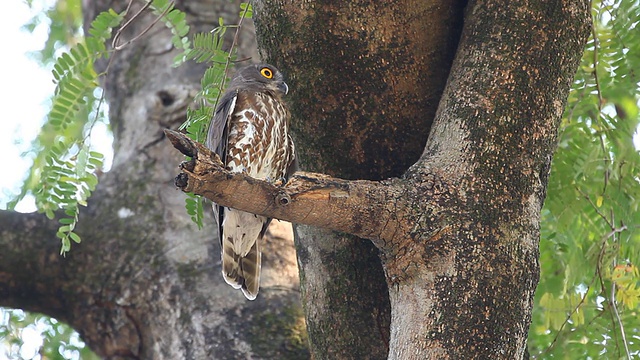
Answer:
[278,81,289,95]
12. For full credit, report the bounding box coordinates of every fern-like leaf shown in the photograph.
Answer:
[177,2,253,228]
[10,8,125,253]
[149,0,191,65]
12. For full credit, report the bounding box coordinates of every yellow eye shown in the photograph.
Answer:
[260,67,273,79]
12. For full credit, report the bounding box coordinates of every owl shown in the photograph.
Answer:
[206,64,296,300]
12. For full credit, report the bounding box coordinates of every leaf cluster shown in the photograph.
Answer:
[22,0,84,66]
[177,2,254,229]
[529,1,640,358]
[0,308,100,360]
[9,0,198,254]
[9,8,122,253]
[149,0,191,63]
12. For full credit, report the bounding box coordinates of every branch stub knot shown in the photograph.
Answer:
[276,191,291,206]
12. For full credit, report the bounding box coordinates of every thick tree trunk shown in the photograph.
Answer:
[1,1,308,359]
[253,1,465,357]
[170,0,590,359]
[383,1,590,356]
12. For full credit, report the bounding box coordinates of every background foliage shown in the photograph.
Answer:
[529,0,640,358]
[1,0,638,358]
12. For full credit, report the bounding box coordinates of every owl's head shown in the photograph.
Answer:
[233,63,289,96]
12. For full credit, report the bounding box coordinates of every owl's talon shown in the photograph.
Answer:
[265,176,287,187]
[273,176,287,187]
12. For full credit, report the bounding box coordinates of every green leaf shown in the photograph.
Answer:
[59,218,75,225]
[240,3,253,18]
[88,8,124,41]
[149,0,191,61]
[69,232,82,244]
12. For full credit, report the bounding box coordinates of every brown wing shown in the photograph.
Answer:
[206,89,238,249]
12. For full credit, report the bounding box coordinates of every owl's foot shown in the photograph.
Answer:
[266,176,287,187]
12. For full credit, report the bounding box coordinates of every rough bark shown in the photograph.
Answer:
[169,0,590,359]
[1,1,308,359]
[252,1,466,357]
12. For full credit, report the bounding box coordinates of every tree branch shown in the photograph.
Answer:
[0,210,67,318]
[165,129,410,246]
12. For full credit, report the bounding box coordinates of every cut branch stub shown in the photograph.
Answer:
[164,129,197,158]
[276,191,291,206]
[175,173,189,188]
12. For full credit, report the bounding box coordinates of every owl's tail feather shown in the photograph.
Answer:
[221,209,267,300]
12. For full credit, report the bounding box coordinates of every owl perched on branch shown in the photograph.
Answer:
[206,64,296,300]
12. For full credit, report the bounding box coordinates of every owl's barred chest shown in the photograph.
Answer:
[225,92,292,179]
